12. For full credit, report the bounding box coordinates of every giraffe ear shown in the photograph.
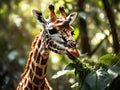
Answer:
[32,9,46,25]
[67,12,77,25]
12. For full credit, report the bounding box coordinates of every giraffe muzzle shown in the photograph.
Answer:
[65,40,80,60]
[66,47,80,60]
[66,40,77,48]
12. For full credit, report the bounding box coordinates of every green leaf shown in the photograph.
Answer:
[108,65,120,77]
[84,68,114,90]
[52,70,74,79]
[81,83,90,90]
[64,63,75,70]
[99,54,119,65]
[71,82,79,88]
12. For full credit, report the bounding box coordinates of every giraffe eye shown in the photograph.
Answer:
[71,31,75,36]
[48,28,58,34]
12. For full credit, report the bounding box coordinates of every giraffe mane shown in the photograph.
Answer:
[21,31,40,79]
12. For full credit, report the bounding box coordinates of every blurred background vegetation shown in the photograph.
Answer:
[0,0,120,90]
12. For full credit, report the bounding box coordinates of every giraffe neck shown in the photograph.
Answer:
[17,30,52,90]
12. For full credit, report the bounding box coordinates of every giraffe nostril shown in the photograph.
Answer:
[72,41,77,47]
[66,40,77,48]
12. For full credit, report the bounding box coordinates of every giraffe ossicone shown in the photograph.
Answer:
[17,4,80,90]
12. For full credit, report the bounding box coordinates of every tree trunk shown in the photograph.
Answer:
[77,0,91,55]
[102,0,119,54]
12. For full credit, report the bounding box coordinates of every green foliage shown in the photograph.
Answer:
[108,65,120,77]
[52,70,74,79]
[99,54,119,66]
[82,68,113,90]
[82,65,120,90]
[64,63,75,70]
[53,54,120,90]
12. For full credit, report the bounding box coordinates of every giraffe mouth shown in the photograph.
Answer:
[66,47,80,60]
[65,40,80,60]
[62,39,80,60]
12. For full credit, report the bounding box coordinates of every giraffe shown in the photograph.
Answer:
[16,4,80,90]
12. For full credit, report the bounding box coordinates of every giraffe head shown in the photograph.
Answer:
[32,4,80,60]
